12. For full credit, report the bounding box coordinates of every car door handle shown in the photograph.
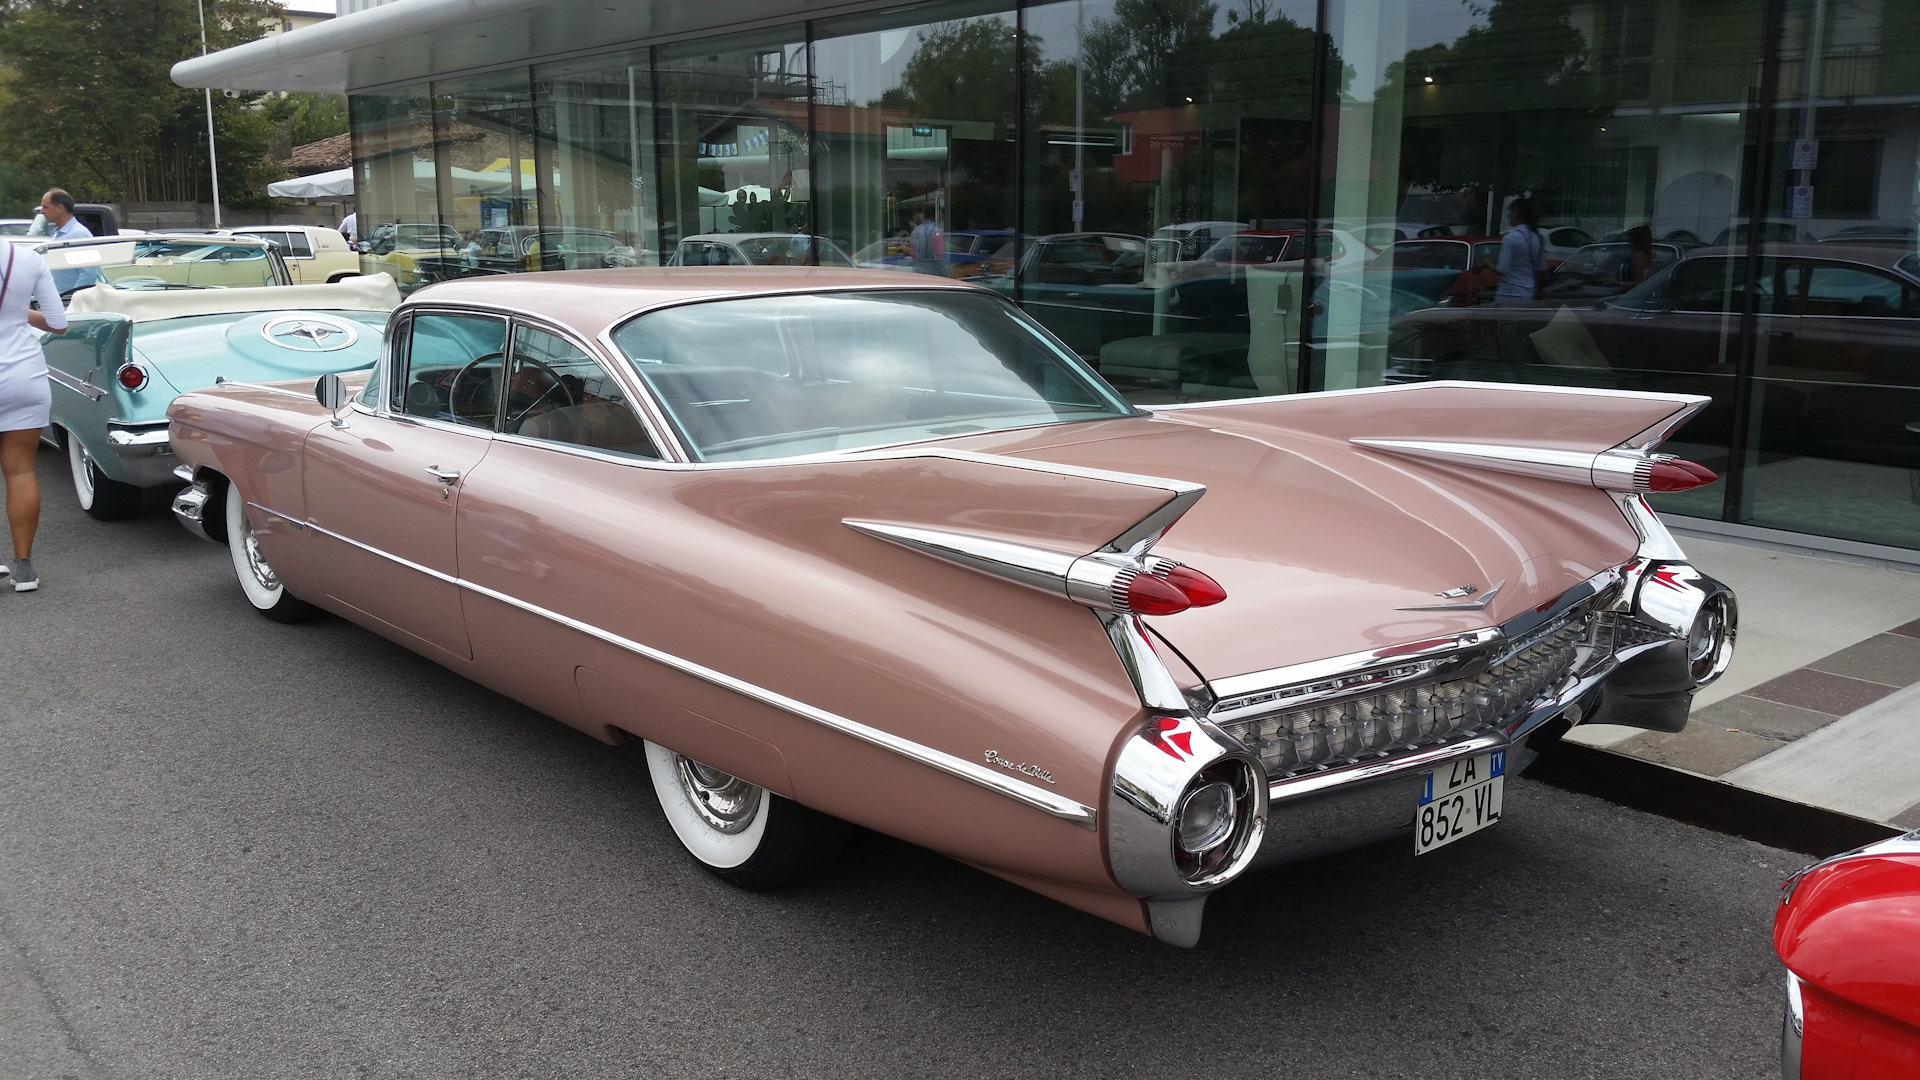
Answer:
[424,465,462,483]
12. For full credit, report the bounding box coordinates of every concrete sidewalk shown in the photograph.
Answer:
[1567,532,1920,829]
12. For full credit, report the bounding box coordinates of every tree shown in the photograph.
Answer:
[0,0,284,203]
[878,17,1023,124]
[264,92,349,147]
[1078,0,1218,118]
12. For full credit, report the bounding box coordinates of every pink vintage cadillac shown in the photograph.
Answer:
[166,268,1735,946]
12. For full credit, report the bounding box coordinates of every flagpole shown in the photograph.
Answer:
[196,0,223,228]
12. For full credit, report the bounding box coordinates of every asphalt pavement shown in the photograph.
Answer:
[2,444,1794,1079]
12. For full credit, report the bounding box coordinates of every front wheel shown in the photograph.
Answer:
[225,480,319,623]
[643,741,849,890]
[66,430,142,520]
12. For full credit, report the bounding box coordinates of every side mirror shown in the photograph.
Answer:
[315,372,346,411]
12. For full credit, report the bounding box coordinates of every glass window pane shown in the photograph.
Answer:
[506,325,659,458]
[1019,0,1320,403]
[400,313,507,428]
[811,4,1018,282]
[350,86,439,287]
[432,69,541,285]
[534,49,659,268]
[654,30,810,261]
[611,290,1132,461]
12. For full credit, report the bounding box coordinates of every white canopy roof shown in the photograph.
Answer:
[268,168,354,198]
[270,161,528,199]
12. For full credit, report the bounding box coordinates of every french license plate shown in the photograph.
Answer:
[1415,751,1505,855]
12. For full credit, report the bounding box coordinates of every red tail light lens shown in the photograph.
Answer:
[117,364,148,391]
[1163,564,1227,607]
[1125,571,1191,616]
[1648,458,1717,492]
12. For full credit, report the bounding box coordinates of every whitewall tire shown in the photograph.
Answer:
[643,740,850,890]
[66,429,142,520]
[225,480,318,623]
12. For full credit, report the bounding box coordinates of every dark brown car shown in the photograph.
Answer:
[1386,244,1920,467]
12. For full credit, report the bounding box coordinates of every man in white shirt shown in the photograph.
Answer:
[339,211,357,246]
[38,189,99,294]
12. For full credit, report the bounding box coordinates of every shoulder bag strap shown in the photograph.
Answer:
[0,244,17,313]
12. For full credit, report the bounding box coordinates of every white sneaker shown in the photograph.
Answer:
[9,558,36,592]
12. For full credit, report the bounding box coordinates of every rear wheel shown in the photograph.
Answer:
[225,480,319,623]
[642,740,849,890]
[66,430,142,520]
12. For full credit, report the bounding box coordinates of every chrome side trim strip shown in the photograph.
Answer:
[1267,732,1508,804]
[46,366,105,402]
[214,376,309,398]
[265,505,1098,830]
[1352,438,1708,495]
[1147,379,1710,412]
[843,520,1077,597]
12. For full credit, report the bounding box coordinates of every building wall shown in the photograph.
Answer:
[348,0,1920,549]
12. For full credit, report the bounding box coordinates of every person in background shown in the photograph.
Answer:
[910,209,944,276]
[1625,223,1656,285]
[339,210,358,247]
[1494,197,1546,306]
[38,189,99,295]
[0,241,70,592]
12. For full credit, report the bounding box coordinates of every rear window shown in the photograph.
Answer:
[612,289,1133,461]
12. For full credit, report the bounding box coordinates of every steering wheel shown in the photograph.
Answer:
[445,353,577,427]
[503,355,578,428]
[444,352,506,424]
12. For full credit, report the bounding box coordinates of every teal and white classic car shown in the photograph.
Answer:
[42,270,400,519]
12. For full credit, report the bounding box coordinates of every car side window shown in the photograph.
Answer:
[503,325,659,459]
[397,312,507,428]
[1786,262,1920,318]
[283,231,313,258]
[359,316,403,408]
[1670,258,1782,313]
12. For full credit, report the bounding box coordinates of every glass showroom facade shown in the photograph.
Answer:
[350,0,1920,549]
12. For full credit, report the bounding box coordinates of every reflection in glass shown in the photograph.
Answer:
[812,4,1018,280]
[653,31,810,261]
[1020,0,1321,402]
[349,86,437,285]
[535,49,659,267]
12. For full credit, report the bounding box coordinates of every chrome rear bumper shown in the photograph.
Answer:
[169,467,223,545]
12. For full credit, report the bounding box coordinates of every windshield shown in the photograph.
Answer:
[1202,235,1294,263]
[1556,243,1681,281]
[41,238,281,290]
[1608,263,1679,311]
[1371,241,1468,271]
[526,229,621,255]
[731,235,854,267]
[612,289,1134,462]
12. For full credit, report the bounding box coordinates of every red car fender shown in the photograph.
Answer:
[1776,851,1920,1079]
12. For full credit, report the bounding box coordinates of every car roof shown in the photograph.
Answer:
[404,266,981,339]
[1684,243,1917,268]
[680,232,834,242]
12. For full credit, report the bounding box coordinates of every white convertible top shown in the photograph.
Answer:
[66,272,400,322]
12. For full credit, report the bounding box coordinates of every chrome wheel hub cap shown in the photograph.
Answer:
[242,524,280,592]
[673,755,761,834]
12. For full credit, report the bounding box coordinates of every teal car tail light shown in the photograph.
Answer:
[116,362,148,391]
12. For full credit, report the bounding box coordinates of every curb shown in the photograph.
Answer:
[1522,740,1903,858]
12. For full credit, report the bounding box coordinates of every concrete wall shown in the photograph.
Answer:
[117,201,353,231]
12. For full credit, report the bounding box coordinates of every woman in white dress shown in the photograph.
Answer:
[0,242,69,592]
